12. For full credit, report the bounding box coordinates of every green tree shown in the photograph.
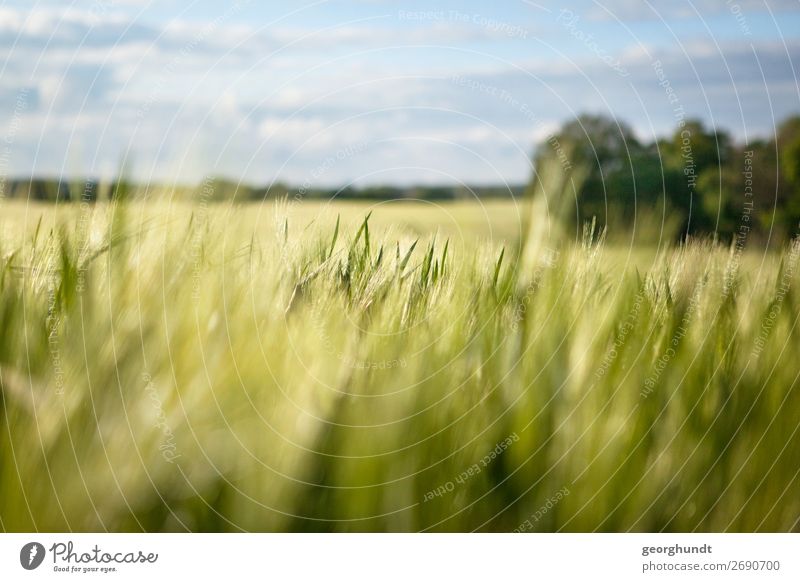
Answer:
[532,113,642,229]
[664,119,733,234]
[776,116,800,232]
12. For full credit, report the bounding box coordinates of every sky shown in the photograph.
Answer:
[1,0,799,187]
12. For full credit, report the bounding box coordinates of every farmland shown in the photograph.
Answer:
[0,198,799,531]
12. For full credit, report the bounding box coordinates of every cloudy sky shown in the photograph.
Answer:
[1,0,799,186]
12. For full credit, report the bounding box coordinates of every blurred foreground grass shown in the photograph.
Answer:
[0,199,799,532]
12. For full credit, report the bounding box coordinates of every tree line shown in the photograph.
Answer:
[533,113,800,242]
[3,177,524,204]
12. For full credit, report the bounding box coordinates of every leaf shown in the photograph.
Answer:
[328,214,340,260]
[398,240,418,275]
[493,247,505,288]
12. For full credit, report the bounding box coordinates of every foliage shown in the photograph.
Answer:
[534,114,800,242]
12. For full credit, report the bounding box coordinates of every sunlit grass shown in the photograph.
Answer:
[1,197,799,532]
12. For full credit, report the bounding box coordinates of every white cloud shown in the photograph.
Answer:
[0,3,798,185]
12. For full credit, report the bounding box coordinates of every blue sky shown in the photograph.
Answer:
[1,0,799,186]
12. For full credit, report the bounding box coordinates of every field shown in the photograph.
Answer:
[1,197,799,532]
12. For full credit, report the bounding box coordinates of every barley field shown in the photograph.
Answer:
[1,197,799,532]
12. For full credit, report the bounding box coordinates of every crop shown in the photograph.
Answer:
[1,194,799,532]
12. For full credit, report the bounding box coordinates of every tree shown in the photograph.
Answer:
[777,116,800,184]
[532,113,643,229]
[664,119,733,234]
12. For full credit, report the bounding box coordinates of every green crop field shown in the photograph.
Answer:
[1,195,799,532]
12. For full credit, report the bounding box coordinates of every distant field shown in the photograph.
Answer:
[1,198,798,532]
[2,198,527,244]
